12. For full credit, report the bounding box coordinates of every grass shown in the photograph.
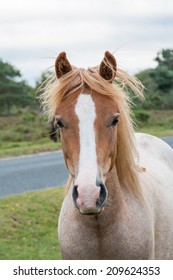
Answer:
[0,111,61,158]
[0,141,60,158]
[135,110,173,137]
[0,187,64,260]
[136,127,173,137]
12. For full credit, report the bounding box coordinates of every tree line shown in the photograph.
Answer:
[0,49,173,116]
[136,49,173,109]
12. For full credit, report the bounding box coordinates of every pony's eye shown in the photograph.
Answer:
[111,114,120,127]
[57,119,65,129]
[56,119,65,128]
[111,117,118,127]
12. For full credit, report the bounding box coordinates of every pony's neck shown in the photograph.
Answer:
[105,165,124,212]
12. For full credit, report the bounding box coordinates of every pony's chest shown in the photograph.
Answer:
[58,213,153,260]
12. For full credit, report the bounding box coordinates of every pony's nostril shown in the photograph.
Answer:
[96,183,107,208]
[72,185,78,203]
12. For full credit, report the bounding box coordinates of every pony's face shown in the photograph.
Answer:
[55,91,119,214]
[52,51,119,215]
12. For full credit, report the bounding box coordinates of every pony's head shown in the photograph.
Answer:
[40,51,144,215]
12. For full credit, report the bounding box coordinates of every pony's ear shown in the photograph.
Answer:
[99,51,116,82]
[55,52,72,78]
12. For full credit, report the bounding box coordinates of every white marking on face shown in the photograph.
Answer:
[75,94,98,184]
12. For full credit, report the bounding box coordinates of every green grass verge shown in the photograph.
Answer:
[136,127,173,137]
[0,141,60,158]
[0,112,61,158]
[0,187,64,260]
[134,110,173,137]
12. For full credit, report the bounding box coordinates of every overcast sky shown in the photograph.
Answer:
[1,0,173,85]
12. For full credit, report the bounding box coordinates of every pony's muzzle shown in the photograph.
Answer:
[72,183,107,215]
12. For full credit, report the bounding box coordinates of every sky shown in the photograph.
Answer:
[0,0,173,85]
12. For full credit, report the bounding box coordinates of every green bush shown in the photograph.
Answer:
[22,113,36,122]
[134,109,150,123]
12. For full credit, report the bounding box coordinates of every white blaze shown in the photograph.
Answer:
[75,94,98,184]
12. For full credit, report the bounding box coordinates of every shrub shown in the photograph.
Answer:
[22,113,36,122]
[133,109,150,123]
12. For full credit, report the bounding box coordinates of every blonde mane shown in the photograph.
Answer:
[40,64,144,198]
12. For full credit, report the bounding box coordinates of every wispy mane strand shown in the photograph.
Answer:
[39,65,144,119]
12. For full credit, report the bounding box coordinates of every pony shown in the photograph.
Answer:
[40,51,173,259]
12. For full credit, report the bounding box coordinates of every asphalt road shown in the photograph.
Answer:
[0,151,68,197]
[0,136,172,197]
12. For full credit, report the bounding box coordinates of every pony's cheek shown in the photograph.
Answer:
[64,157,76,177]
[98,157,112,182]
